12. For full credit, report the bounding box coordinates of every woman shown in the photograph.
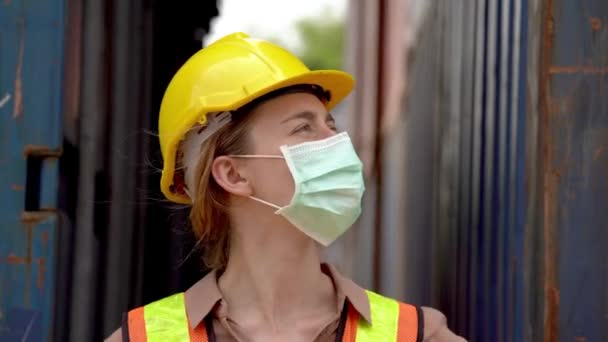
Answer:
[106,32,465,342]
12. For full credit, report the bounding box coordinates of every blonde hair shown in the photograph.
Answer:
[185,112,254,270]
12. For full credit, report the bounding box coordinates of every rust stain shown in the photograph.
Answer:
[3,0,10,5]
[24,223,33,307]
[36,258,45,289]
[590,17,601,32]
[543,165,560,342]
[540,0,559,341]
[6,253,26,264]
[545,286,560,341]
[549,65,608,75]
[575,337,587,342]
[21,210,55,224]
[594,148,604,160]
[23,144,63,158]
[2,217,52,305]
[12,18,24,119]
[11,184,24,191]
[550,169,561,181]
[38,231,49,290]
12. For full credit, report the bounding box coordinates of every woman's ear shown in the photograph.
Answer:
[211,156,252,197]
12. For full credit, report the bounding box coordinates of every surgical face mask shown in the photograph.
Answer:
[233,132,366,246]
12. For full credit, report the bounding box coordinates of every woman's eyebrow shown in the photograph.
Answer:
[280,110,317,124]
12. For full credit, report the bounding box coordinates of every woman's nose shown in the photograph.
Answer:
[318,123,337,139]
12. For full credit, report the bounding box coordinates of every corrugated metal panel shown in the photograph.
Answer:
[355,0,608,340]
[0,0,66,340]
[69,1,220,340]
[357,0,531,340]
[393,1,527,339]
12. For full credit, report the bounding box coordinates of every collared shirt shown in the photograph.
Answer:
[106,264,466,341]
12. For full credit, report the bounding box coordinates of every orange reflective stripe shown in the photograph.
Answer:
[397,302,419,342]
[127,292,211,341]
[128,306,148,342]
[341,305,359,342]
[188,321,209,342]
[127,292,417,342]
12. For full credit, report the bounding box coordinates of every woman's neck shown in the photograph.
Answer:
[217,215,336,331]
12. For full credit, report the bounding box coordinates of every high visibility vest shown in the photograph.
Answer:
[124,290,422,342]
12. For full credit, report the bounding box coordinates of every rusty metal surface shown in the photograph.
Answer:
[347,0,605,340]
[539,0,608,340]
[538,0,559,340]
[395,0,531,340]
[0,0,65,339]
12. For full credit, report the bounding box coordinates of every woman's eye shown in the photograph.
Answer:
[294,124,313,133]
[326,116,337,131]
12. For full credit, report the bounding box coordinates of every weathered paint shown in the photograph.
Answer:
[538,1,559,341]
[383,0,530,340]
[541,0,608,340]
[0,0,65,340]
[379,0,606,341]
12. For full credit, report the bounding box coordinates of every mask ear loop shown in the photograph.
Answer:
[248,196,282,210]
[228,155,284,159]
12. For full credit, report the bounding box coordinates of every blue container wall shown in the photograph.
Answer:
[545,0,608,340]
[1,1,220,340]
[0,0,65,340]
[393,0,607,341]
[395,1,529,340]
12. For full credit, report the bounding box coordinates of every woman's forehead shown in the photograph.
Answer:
[248,92,327,123]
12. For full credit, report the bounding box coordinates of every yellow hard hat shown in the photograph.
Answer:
[159,32,355,204]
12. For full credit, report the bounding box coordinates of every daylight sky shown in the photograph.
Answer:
[204,0,347,49]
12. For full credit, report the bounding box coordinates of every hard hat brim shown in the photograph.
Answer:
[161,69,355,204]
